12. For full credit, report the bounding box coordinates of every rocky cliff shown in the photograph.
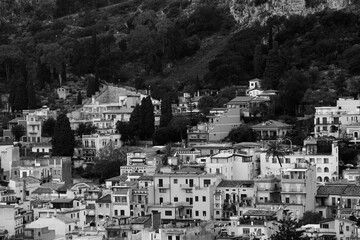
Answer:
[225,0,354,28]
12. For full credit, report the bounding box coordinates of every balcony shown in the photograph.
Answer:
[281,188,306,194]
[239,218,267,226]
[180,184,195,189]
[157,184,170,189]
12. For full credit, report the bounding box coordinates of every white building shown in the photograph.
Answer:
[25,215,78,239]
[260,139,339,183]
[204,149,256,180]
[314,98,360,138]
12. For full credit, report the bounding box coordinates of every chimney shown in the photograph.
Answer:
[151,212,161,230]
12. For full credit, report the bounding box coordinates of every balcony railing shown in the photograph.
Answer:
[157,184,170,189]
[180,184,195,189]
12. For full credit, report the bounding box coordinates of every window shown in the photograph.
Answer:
[243,228,250,234]
[114,210,118,216]
[346,226,350,231]
[159,189,166,193]
[285,158,290,163]
[168,236,172,240]
[216,211,220,215]
[174,197,178,202]
[317,158,322,164]
[324,158,329,164]
[121,210,125,215]
[165,211,172,216]
[272,158,277,163]
[204,179,211,187]
[185,189,192,193]
[203,196,206,202]
[324,167,329,172]
[317,167,322,172]
[203,211,206,216]
[285,197,290,203]
[160,198,163,204]
[176,236,180,240]
[173,179,178,184]
[195,196,199,202]
[195,211,199,216]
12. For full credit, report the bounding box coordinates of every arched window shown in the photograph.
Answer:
[317,167,322,172]
[324,177,329,182]
[324,167,329,172]
[317,176,322,182]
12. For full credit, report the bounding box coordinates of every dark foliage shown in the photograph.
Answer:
[42,118,56,137]
[52,114,75,157]
[11,124,26,141]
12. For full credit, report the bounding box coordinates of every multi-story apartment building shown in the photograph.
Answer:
[260,138,339,183]
[213,180,255,220]
[1,146,19,181]
[204,150,256,180]
[120,148,162,176]
[226,210,278,239]
[68,85,161,132]
[254,174,281,205]
[251,120,292,140]
[147,166,222,222]
[315,183,360,219]
[314,97,360,137]
[111,181,137,218]
[33,198,86,228]
[12,156,72,184]
[0,204,25,238]
[78,133,121,160]
[280,162,317,218]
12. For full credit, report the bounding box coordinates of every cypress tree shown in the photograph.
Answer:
[160,94,173,127]
[77,91,82,105]
[52,114,75,157]
[129,104,142,139]
[141,96,155,139]
[27,78,37,109]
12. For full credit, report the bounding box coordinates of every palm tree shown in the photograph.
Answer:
[265,141,285,167]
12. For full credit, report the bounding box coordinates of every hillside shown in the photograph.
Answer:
[1,0,360,113]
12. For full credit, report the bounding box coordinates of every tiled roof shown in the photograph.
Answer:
[24,176,42,184]
[32,187,55,195]
[42,182,64,190]
[317,185,350,196]
[96,194,111,203]
[217,180,254,188]
[9,117,24,123]
[55,215,78,223]
[138,176,154,181]
[130,215,151,224]
[106,175,128,182]
[252,120,292,129]
[342,185,360,196]
[243,210,276,217]
[51,198,74,204]
[227,96,254,104]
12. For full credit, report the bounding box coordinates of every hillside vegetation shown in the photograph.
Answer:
[1,0,360,116]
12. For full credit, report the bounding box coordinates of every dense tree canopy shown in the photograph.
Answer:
[52,114,75,156]
[11,124,26,141]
